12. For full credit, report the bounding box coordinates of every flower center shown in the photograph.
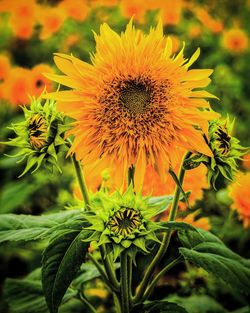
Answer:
[215,126,231,156]
[119,80,151,114]
[107,208,141,237]
[28,114,48,150]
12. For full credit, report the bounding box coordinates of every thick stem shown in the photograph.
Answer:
[120,251,130,313]
[88,253,118,292]
[71,154,90,209]
[133,152,190,304]
[141,256,182,302]
[100,246,120,291]
[113,292,122,313]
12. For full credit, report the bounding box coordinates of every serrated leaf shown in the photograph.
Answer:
[179,229,250,294]
[0,210,83,243]
[4,268,77,313]
[131,300,188,313]
[166,295,226,313]
[0,180,38,213]
[157,221,198,233]
[42,228,92,313]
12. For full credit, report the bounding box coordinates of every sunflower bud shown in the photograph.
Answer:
[84,185,162,261]
[184,117,248,188]
[4,95,69,176]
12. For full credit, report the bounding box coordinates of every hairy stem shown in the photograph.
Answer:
[79,292,97,313]
[100,245,120,291]
[133,152,191,304]
[120,251,130,313]
[71,154,90,209]
[141,256,182,302]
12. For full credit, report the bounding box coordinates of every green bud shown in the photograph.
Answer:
[3,95,69,176]
[84,184,162,261]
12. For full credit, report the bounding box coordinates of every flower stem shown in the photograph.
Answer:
[88,253,118,292]
[141,256,182,302]
[71,154,90,209]
[100,245,120,290]
[133,152,190,304]
[120,251,130,313]
[79,292,97,313]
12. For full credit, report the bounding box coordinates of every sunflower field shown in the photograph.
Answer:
[0,1,250,313]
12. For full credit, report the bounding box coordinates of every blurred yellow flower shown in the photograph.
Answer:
[143,160,208,207]
[43,20,218,191]
[0,54,11,81]
[3,67,31,105]
[30,64,54,97]
[222,28,249,54]
[229,172,250,228]
[38,6,66,40]
[7,0,37,39]
[59,0,88,22]
[178,211,211,231]
[242,153,250,170]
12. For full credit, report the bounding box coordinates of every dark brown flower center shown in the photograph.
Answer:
[119,81,151,114]
[28,114,48,150]
[215,126,231,155]
[107,208,141,237]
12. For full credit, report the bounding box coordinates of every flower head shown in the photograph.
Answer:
[4,95,68,176]
[43,20,219,191]
[85,185,162,260]
[184,117,248,187]
[222,28,249,54]
[229,172,250,228]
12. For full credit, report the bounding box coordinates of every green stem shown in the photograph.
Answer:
[133,152,191,304]
[79,292,97,313]
[120,251,130,313]
[113,292,122,313]
[88,253,116,291]
[141,256,182,302]
[71,154,90,209]
[100,245,120,291]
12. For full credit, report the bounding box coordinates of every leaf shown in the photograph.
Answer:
[0,180,38,213]
[0,210,84,243]
[147,195,174,215]
[179,229,250,294]
[166,295,227,313]
[42,228,92,313]
[72,263,101,288]
[3,268,77,313]
[131,300,188,313]
[157,221,198,233]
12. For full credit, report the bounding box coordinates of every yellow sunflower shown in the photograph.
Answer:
[43,20,219,191]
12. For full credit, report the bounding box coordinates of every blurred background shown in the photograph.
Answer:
[0,0,250,312]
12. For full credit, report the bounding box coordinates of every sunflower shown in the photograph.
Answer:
[43,20,219,191]
[85,185,162,260]
[183,117,247,187]
[4,95,68,176]
[222,28,249,54]
[229,172,250,228]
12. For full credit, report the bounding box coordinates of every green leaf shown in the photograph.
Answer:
[131,301,188,313]
[3,268,77,313]
[0,180,38,213]
[157,221,198,233]
[166,295,226,313]
[147,195,174,215]
[179,229,250,294]
[0,210,83,243]
[42,228,92,313]
[73,263,101,288]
